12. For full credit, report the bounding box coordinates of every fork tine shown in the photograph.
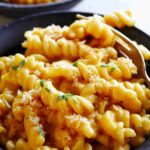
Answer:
[76,13,150,87]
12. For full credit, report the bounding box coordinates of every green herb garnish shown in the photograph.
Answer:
[12,59,25,70]
[62,95,68,101]
[57,94,68,101]
[3,99,11,109]
[73,62,78,67]
[57,93,74,102]
[110,67,116,73]
[100,64,109,68]
[45,87,51,93]
[19,59,25,68]
[36,125,44,136]
[12,65,18,70]
[40,80,44,87]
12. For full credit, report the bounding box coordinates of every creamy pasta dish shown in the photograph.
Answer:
[0,10,150,150]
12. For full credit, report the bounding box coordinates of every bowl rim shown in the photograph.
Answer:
[0,0,81,8]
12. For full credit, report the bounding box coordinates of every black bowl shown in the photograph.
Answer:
[0,11,150,150]
[0,0,81,18]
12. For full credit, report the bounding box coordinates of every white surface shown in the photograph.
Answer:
[0,0,150,35]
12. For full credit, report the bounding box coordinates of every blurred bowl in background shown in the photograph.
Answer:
[0,0,82,18]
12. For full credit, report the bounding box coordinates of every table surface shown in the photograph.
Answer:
[0,0,150,36]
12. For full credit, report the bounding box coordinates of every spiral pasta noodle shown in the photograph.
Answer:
[62,15,115,47]
[0,11,150,150]
[132,41,150,60]
[23,35,118,64]
[76,58,137,81]
[0,56,15,75]
[104,10,135,28]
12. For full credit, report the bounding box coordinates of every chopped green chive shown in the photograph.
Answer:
[36,125,44,136]
[110,67,116,73]
[19,59,25,67]
[45,87,51,93]
[12,59,25,70]
[3,99,11,109]
[57,93,74,102]
[40,80,44,87]
[100,63,117,73]
[100,64,109,68]
[62,95,68,101]
[12,65,18,70]
[73,62,78,67]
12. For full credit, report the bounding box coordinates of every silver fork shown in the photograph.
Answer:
[77,14,150,88]
[111,28,150,88]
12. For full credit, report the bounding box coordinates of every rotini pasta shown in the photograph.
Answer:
[104,10,135,28]
[132,41,150,60]
[62,14,115,47]
[0,10,150,150]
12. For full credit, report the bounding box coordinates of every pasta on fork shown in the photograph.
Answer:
[0,10,150,150]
